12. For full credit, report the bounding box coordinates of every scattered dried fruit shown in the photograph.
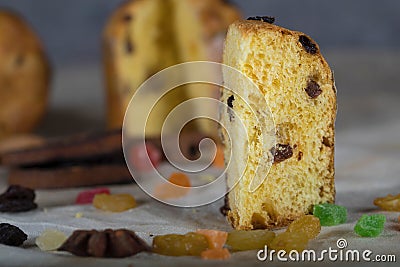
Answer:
[196,229,228,249]
[287,215,321,240]
[93,193,137,212]
[313,203,347,226]
[305,80,322,99]
[247,16,275,24]
[152,232,208,256]
[35,229,67,251]
[269,215,321,253]
[226,229,275,251]
[299,35,318,54]
[0,223,27,246]
[153,172,191,200]
[75,188,110,204]
[59,229,149,257]
[354,214,386,237]
[271,144,293,163]
[269,232,309,253]
[374,194,400,211]
[201,248,231,260]
[0,185,37,212]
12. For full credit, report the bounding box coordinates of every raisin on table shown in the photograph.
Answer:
[0,185,37,212]
[0,223,27,246]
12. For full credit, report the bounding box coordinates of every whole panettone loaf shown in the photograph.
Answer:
[220,19,336,229]
[103,0,240,136]
[0,10,50,141]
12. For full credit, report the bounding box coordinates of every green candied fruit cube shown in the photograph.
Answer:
[354,214,386,237]
[312,203,347,226]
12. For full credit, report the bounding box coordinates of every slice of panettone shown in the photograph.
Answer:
[220,18,337,229]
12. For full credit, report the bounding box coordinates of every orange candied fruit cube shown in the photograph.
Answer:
[153,172,191,200]
[201,248,231,260]
[196,229,228,249]
[168,172,191,187]
[212,145,225,168]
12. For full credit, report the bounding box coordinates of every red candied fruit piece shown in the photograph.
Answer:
[75,188,110,204]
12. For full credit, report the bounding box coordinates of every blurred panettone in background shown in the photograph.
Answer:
[103,0,241,137]
[0,10,50,141]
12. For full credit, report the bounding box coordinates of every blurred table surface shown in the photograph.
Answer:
[0,50,400,266]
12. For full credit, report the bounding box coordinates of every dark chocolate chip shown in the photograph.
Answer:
[305,80,322,99]
[122,14,132,22]
[0,185,35,201]
[125,37,134,54]
[227,95,235,122]
[0,199,37,212]
[0,223,27,246]
[271,144,293,163]
[322,136,332,147]
[247,16,275,24]
[0,185,37,212]
[297,151,303,161]
[299,35,318,54]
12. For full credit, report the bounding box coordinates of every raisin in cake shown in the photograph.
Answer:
[220,18,336,229]
[0,10,50,141]
[103,0,240,137]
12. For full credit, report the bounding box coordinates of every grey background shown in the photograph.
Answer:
[0,0,399,135]
[0,0,399,65]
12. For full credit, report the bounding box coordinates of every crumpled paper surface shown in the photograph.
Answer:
[0,121,400,267]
